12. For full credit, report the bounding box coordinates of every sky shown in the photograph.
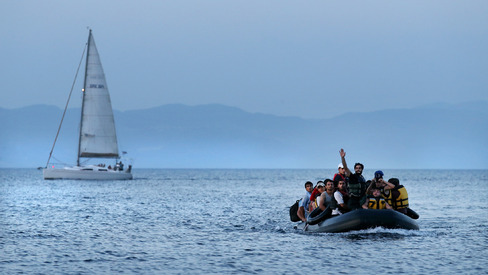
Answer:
[1,1,487,119]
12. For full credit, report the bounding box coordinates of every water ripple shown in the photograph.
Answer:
[1,168,487,274]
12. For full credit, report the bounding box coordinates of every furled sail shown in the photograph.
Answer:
[78,31,119,158]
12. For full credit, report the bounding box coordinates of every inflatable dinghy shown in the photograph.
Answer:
[300,209,419,233]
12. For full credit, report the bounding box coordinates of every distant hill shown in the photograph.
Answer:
[1,102,487,169]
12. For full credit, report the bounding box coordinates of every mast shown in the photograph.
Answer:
[77,29,91,166]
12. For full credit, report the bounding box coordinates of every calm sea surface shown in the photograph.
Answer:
[1,168,487,274]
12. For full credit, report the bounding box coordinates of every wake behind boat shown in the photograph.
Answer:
[43,30,132,180]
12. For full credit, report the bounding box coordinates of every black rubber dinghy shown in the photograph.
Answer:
[303,209,419,233]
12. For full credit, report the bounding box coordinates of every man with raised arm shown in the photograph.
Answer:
[340,148,367,210]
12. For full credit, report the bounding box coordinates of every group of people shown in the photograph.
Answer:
[296,148,410,223]
[96,161,125,171]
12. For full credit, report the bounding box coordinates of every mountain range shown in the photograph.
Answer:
[1,101,487,169]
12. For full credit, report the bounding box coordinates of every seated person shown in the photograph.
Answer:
[334,179,349,214]
[297,181,314,222]
[362,188,393,210]
[309,181,325,211]
[388,178,410,214]
[319,179,338,212]
[366,170,395,195]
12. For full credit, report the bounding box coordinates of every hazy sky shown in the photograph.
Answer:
[1,1,487,119]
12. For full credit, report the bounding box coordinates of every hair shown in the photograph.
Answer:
[388,178,400,187]
[323,179,334,188]
[305,181,313,188]
[354,162,364,170]
[365,180,372,191]
[333,179,345,188]
[315,180,324,188]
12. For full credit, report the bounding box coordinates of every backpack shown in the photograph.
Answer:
[289,199,301,222]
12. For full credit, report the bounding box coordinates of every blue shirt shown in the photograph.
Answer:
[299,191,312,210]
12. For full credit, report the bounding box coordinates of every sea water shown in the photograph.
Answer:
[1,168,487,274]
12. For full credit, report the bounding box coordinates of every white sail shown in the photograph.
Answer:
[79,31,119,158]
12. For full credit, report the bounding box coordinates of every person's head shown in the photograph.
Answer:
[324,179,335,192]
[316,181,325,192]
[304,181,313,192]
[371,188,381,197]
[374,170,384,180]
[338,163,345,174]
[354,163,364,175]
[388,178,400,187]
[336,180,346,191]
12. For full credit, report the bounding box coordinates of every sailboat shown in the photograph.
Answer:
[43,30,132,180]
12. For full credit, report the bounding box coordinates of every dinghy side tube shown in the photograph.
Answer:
[303,209,419,233]
[306,206,332,225]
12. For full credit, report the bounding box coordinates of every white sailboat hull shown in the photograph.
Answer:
[43,166,132,180]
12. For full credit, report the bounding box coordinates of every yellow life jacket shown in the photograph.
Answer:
[309,196,321,211]
[381,189,394,207]
[394,186,409,209]
[367,197,387,210]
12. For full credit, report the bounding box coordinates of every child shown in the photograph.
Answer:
[362,188,392,210]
